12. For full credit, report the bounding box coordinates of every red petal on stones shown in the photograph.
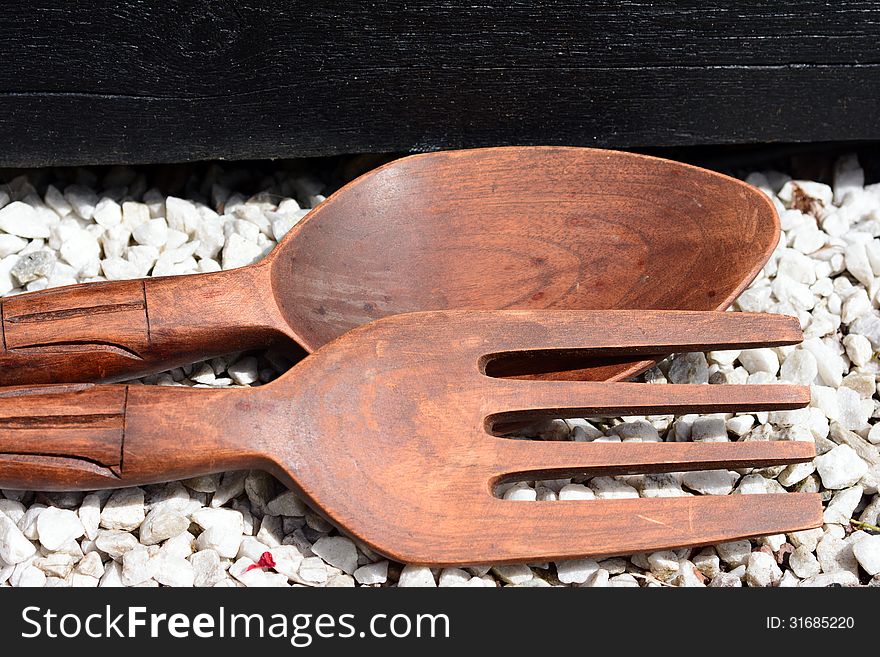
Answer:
[243,551,277,573]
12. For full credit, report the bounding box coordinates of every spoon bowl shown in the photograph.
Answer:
[0,146,779,384]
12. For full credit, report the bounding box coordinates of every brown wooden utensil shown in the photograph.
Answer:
[0,310,821,565]
[0,147,779,386]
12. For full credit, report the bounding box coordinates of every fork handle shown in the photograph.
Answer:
[0,265,289,385]
[0,383,272,490]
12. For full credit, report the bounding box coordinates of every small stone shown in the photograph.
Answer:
[727,415,755,437]
[716,540,751,567]
[36,507,84,551]
[810,385,840,421]
[101,257,140,280]
[849,312,880,350]
[397,564,437,587]
[734,474,785,495]
[94,530,139,559]
[816,534,859,576]
[16,505,45,540]
[255,515,282,547]
[738,348,779,375]
[842,372,876,399]
[777,461,816,487]
[132,217,169,248]
[609,420,659,441]
[75,552,105,579]
[64,185,98,219]
[93,197,122,227]
[845,239,875,288]
[33,552,76,579]
[265,490,306,516]
[153,554,195,587]
[311,536,358,575]
[298,557,329,584]
[487,564,531,585]
[681,470,735,495]
[800,571,860,587]
[709,572,742,587]
[13,565,47,588]
[98,560,125,587]
[582,568,610,587]
[823,485,863,524]
[222,233,263,270]
[837,386,873,431]
[0,234,27,258]
[195,527,242,560]
[558,483,595,500]
[789,546,821,578]
[11,250,55,284]
[244,470,275,515]
[0,513,36,564]
[844,334,873,367]
[647,551,680,580]
[138,509,189,545]
[228,356,259,385]
[693,549,721,578]
[502,482,536,501]
[589,477,639,499]
[555,558,599,584]
[159,531,194,560]
[789,528,824,552]
[691,417,728,442]
[636,473,687,497]
[815,444,869,489]
[190,549,225,587]
[122,545,158,586]
[668,352,709,384]
[354,561,389,585]
[780,349,818,384]
[852,535,880,575]
[0,201,50,238]
[59,229,100,274]
[211,471,248,508]
[609,573,640,588]
[100,487,145,531]
[869,424,880,446]
[674,560,706,587]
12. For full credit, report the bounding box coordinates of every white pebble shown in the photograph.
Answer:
[100,488,145,531]
[36,507,84,551]
[738,348,779,375]
[0,202,50,238]
[228,356,259,385]
[555,558,599,584]
[745,551,782,587]
[852,535,880,576]
[354,561,388,585]
[311,536,358,575]
[0,513,36,564]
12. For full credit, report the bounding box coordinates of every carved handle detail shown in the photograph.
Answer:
[0,384,127,487]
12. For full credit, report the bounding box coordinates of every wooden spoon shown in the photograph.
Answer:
[0,310,820,565]
[0,147,779,385]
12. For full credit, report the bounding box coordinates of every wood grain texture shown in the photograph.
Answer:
[1,1,880,165]
[0,147,778,385]
[0,310,823,565]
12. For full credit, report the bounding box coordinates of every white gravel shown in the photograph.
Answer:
[0,154,879,587]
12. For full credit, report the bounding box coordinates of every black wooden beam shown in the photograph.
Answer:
[2,1,880,166]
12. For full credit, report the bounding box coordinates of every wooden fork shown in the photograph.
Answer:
[0,310,822,565]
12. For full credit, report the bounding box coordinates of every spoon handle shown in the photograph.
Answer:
[0,383,272,490]
[0,264,290,385]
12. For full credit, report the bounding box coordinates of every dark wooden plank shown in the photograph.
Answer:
[2,1,880,164]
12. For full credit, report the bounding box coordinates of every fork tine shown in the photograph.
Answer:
[485,382,809,428]
[479,494,823,563]
[475,309,801,357]
[492,439,815,482]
